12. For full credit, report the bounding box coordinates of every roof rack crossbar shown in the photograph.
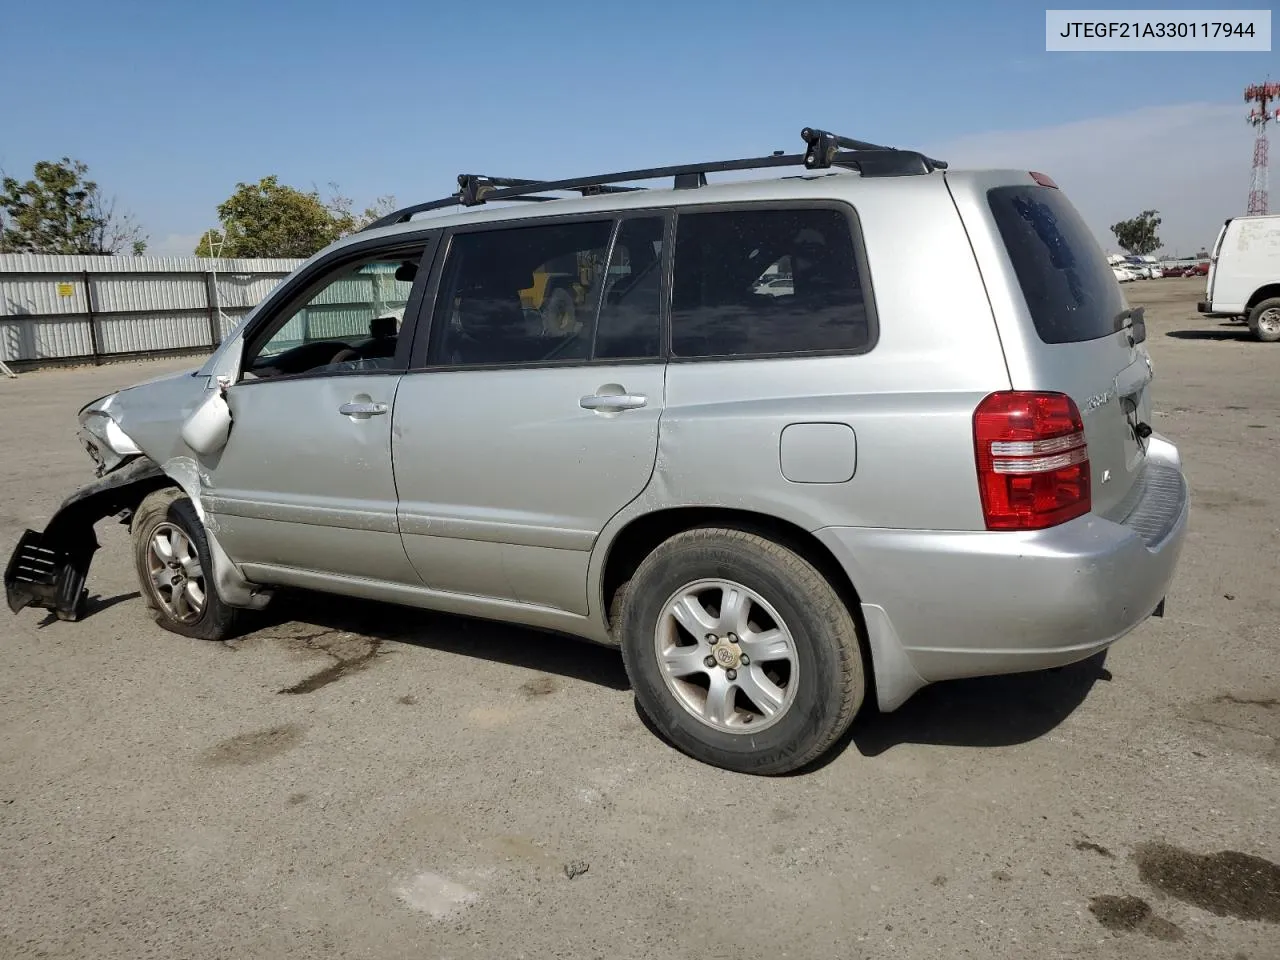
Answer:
[799,126,947,173]
[362,128,948,232]
[455,174,646,207]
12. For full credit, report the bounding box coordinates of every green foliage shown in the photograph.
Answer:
[0,157,147,255]
[1110,210,1163,256]
[195,176,395,259]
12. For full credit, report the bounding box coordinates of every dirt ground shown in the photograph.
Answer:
[1,276,1277,960]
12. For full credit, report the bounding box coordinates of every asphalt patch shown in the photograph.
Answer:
[520,676,558,697]
[1215,694,1278,710]
[278,638,383,694]
[202,724,304,766]
[1134,842,1280,923]
[1074,840,1116,859]
[1088,895,1184,941]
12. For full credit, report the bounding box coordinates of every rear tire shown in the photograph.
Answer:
[617,527,865,775]
[131,488,238,641]
[1247,297,1280,342]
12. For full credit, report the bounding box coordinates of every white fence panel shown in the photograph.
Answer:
[0,254,302,365]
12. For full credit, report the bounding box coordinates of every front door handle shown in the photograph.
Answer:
[338,400,389,418]
[580,393,648,412]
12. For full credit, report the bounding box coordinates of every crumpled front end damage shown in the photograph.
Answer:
[5,458,168,619]
[5,370,271,621]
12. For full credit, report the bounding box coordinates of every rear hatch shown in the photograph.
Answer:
[982,181,1153,519]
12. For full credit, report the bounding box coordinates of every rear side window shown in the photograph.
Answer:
[670,207,871,358]
[987,185,1125,344]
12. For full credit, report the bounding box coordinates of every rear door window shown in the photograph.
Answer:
[987,185,1126,344]
[427,220,613,366]
[670,206,872,358]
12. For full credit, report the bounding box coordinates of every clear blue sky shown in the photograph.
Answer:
[1,0,1272,255]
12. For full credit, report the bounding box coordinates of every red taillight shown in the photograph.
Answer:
[973,391,1090,530]
[1029,171,1058,188]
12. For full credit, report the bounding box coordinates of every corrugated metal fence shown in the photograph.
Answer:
[0,254,305,368]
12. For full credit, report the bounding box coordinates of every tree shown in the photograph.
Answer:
[195,176,396,258]
[326,183,397,232]
[0,158,147,255]
[1109,210,1162,256]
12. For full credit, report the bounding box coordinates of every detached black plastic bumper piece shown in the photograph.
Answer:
[5,527,99,621]
[5,456,166,621]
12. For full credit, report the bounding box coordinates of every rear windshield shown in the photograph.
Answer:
[987,185,1125,344]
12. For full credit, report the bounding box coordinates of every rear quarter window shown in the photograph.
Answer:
[670,206,873,358]
[987,185,1125,344]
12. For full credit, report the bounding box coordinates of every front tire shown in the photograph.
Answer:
[617,528,865,775]
[131,488,238,641]
[1248,297,1280,342]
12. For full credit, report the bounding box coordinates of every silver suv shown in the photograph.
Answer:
[5,129,1189,775]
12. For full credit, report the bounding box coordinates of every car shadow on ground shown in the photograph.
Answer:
[1166,323,1253,342]
[35,591,141,628]
[244,589,631,691]
[845,652,1111,759]
[239,590,1108,765]
[631,651,1110,772]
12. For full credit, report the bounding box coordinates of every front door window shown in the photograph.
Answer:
[243,253,423,380]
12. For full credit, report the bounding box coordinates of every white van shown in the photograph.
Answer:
[1198,213,1280,341]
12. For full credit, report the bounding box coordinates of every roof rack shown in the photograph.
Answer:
[362,127,947,232]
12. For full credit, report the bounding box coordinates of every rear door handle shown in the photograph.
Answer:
[338,401,389,418]
[580,393,648,412]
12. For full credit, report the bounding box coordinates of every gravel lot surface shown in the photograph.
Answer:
[1,277,1277,959]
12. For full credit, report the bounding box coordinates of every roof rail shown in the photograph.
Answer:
[362,127,947,232]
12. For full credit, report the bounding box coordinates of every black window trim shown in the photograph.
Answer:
[233,230,442,388]
[667,198,879,363]
[408,208,677,373]
[591,211,675,364]
[399,197,876,373]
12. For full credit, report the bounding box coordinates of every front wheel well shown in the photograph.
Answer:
[1246,285,1280,311]
[108,478,183,531]
[601,507,864,632]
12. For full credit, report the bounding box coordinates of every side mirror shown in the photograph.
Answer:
[181,379,233,455]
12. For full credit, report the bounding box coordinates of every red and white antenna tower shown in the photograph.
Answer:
[1245,81,1280,215]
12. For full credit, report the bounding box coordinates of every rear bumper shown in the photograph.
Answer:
[816,434,1189,711]
[1198,300,1244,317]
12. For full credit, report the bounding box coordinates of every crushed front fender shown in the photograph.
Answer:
[5,457,168,620]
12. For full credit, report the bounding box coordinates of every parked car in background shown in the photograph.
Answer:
[752,276,795,297]
[1198,213,1280,341]
[5,129,1189,775]
[1124,256,1159,279]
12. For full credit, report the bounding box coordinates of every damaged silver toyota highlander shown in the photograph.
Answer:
[5,128,1190,775]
